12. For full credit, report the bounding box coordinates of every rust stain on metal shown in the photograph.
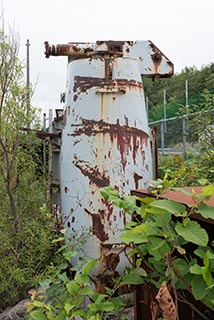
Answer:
[127,41,134,46]
[105,59,114,79]
[151,51,162,74]
[44,41,94,58]
[132,135,139,164]
[73,94,78,102]
[73,156,110,187]
[63,110,67,127]
[84,208,109,242]
[101,198,114,221]
[141,150,146,164]
[124,116,129,126]
[134,172,143,190]
[70,44,81,52]
[73,76,143,93]
[70,119,149,171]
[149,42,174,77]
[96,40,124,53]
[101,251,120,271]
[73,139,81,146]
[64,186,69,193]
[70,119,148,138]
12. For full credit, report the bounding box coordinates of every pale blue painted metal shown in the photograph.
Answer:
[46,40,173,278]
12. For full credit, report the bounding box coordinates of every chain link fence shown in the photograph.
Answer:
[149,115,198,155]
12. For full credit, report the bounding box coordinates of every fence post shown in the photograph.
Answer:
[182,116,187,157]
[161,121,165,156]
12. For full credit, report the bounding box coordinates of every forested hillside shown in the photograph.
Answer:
[143,63,214,122]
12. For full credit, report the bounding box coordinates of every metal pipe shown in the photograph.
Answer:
[44,41,95,58]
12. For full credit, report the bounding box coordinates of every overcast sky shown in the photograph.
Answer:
[3,0,214,116]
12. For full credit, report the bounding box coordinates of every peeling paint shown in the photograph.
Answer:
[69,118,149,171]
[73,156,110,187]
[73,76,143,94]
[134,172,143,190]
[84,208,109,242]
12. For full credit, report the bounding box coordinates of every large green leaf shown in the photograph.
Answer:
[71,310,87,318]
[132,222,151,235]
[100,187,138,213]
[80,287,94,295]
[120,196,138,214]
[55,312,68,320]
[132,267,147,277]
[120,273,145,285]
[63,250,77,261]
[191,275,208,300]
[31,301,51,310]
[95,294,108,304]
[197,203,214,219]
[99,302,115,312]
[66,280,80,295]
[201,185,214,196]
[82,259,97,276]
[145,207,167,215]
[173,258,189,277]
[175,220,208,246]
[149,257,166,274]
[147,236,170,260]
[179,188,194,196]
[64,302,74,315]
[153,212,171,227]
[30,310,48,320]
[120,230,148,244]
[190,260,213,286]
[150,199,186,217]
[194,248,214,267]
[100,186,118,200]
[109,297,125,311]
[39,279,52,288]
[75,273,90,285]
[190,264,202,275]
[201,266,213,287]
[172,258,190,289]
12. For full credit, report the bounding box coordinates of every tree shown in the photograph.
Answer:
[143,63,214,122]
[0,27,53,310]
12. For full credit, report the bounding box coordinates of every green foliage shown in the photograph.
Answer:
[143,63,214,122]
[158,151,214,186]
[0,28,53,310]
[100,186,214,316]
[26,231,127,320]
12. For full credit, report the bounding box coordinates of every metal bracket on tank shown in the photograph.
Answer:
[44,40,174,78]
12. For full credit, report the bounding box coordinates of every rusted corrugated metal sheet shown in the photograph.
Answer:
[131,186,214,224]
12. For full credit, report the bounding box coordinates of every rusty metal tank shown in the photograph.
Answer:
[45,40,173,276]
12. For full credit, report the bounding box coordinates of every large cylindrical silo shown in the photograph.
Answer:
[45,40,174,279]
